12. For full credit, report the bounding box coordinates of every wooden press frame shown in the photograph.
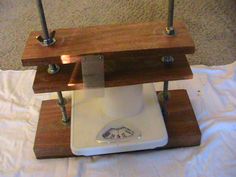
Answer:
[21,0,201,159]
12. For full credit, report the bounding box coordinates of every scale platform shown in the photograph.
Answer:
[71,84,168,156]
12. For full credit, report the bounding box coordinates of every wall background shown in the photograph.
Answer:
[0,0,235,70]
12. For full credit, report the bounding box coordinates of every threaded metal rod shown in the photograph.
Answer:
[166,0,175,35]
[57,91,70,123]
[163,81,169,100]
[36,0,50,39]
[167,0,175,29]
[162,81,169,119]
[47,65,68,123]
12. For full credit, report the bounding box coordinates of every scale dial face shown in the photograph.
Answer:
[102,127,134,140]
[96,122,141,143]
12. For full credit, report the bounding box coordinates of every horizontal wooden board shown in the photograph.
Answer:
[22,21,195,66]
[33,90,201,159]
[33,64,77,93]
[33,55,193,93]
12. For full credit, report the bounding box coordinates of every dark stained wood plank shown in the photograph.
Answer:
[158,90,201,148]
[22,21,195,66]
[34,90,201,159]
[103,54,193,88]
[33,55,193,93]
[33,63,81,93]
[33,99,73,159]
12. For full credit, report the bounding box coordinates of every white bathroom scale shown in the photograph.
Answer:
[71,83,168,156]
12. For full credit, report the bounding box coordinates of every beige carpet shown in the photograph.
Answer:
[0,0,235,70]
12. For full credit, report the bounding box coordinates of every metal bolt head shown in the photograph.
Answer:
[165,27,176,36]
[36,31,57,47]
[36,36,56,47]
[43,38,56,47]
[161,56,175,65]
[62,116,70,125]
[158,92,171,102]
[47,64,60,74]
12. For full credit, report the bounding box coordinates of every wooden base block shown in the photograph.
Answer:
[159,90,201,149]
[33,100,74,158]
[34,89,201,159]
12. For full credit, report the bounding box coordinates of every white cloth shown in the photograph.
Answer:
[0,62,236,177]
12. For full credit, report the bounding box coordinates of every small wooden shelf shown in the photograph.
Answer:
[33,55,193,93]
[34,90,201,159]
[22,21,195,66]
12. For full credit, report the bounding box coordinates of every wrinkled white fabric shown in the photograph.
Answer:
[0,62,236,177]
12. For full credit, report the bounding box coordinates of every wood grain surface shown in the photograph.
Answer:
[33,55,193,93]
[22,21,195,66]
[33,99,73,159]
[34,90,201,159]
